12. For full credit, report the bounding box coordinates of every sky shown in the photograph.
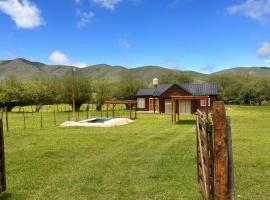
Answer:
[1,0,270,73]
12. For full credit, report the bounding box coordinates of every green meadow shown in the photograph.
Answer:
[0,106,269,200]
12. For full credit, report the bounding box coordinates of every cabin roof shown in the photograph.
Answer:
[136,83,218,97]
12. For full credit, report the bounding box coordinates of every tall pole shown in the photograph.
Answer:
[72,68,76,121]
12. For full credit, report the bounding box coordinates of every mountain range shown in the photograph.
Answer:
[1,58,270,82]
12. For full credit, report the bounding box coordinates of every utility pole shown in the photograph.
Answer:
[72,68,76,121]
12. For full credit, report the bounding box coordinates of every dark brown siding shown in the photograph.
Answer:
[159,84,191,113]
[159,84,191,98]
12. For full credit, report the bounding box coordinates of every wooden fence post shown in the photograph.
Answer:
[4,107,8,132]
[212,101,235,200]
[0,118,6,193]
[40,108,43,128]
[23,108,26,129]
[227,117,235,199]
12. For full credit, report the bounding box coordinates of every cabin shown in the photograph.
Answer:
[136,78,218,115]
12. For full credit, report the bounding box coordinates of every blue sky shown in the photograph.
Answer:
[1,0,270,73]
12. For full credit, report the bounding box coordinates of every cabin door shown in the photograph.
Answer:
[149,98,159,111]
[179,100,191,115]
[165,99,172,114]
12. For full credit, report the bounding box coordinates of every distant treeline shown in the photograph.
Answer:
[0,71,269,111]
[209,75,270,105]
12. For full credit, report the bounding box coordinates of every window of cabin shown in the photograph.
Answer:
[137,98,145,108]
[200,99,211,107]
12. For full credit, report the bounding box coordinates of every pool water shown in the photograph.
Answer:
[85,118,111,124]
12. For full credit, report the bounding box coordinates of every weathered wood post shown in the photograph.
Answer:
[112,104,115,118]
[4,107,8,132]
[0,118,6,193]
[40,108,43,128]
[23,108,26,129]
[212,101,235,200]
[87,105,89,119]
[106,103,109,118]
[135,102,137,119]
[129,102,132,119]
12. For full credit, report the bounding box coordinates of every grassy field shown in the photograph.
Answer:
[0,106,269,200]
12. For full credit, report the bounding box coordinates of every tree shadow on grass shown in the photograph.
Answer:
[0,193,13,200]
[175,119,196,125]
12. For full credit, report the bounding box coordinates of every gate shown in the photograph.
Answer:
[196,101,234,200]
[196,109,214,199]
[0,118,6,193]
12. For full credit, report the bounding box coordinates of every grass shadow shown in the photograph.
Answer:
[0,193,13,200]
[175,119,196,125]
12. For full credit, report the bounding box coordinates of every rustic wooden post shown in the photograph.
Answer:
[0,118,6,193]
[106,103,109,118]
[129,102,132,119]
[195,113,200,183]
[112,104,115,118]
[101,105,103,117]
[23,108,26,129]
[87,108,89,119]
[173,100,176,124]
[135,102,137,119]
[4,107,8,132]
[40,108,43,128]
[171,99,174,123]
[227,117,235,199]
[212,101,234,200]
[177,100,180,121]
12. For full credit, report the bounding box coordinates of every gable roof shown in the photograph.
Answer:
[136,88,155,96]
[179,83,218,96]
[136,83,218,96]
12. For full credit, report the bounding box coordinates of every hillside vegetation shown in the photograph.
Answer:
[2,58,270,82]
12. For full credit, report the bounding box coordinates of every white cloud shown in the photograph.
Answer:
[257,41,270,63]
[91,0,123,10]
[118,38,131,49]
[49,50,87,68]
[77,10,95,28]
[0,0,43,29]
[257,41,270,58]
[227,0,270,23]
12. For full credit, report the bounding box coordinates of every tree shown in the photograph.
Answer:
[93,80,113,111]
[117,71,147,100]
[159,72,194,84]
[61,75,93,111]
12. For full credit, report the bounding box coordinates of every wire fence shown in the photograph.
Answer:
[0,104,134,131]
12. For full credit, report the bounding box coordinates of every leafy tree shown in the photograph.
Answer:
[159,72,194,84]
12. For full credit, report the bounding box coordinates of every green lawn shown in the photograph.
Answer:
[0,106,270,200]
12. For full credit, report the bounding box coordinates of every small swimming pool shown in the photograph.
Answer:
[61,118,134,127]
[85,118,111,124]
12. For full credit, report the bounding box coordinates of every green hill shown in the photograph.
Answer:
[213,67,270,77]
[0,58,270,82]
